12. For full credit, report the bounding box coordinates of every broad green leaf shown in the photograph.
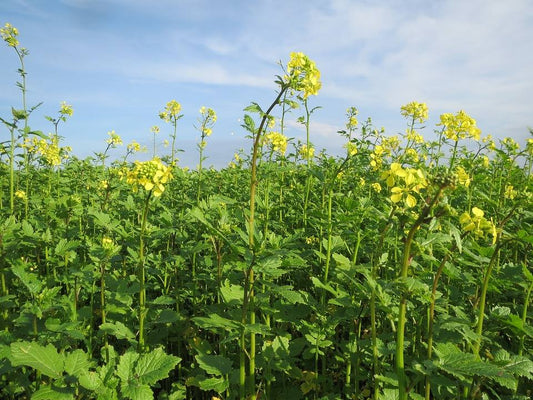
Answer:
[11,260,43,295]
[195,354,233,376]
[10,341,64,379]
[120,383,153,400]
[31,385,74,400]
[64,349,92,377]
[193,313,241,331]
[100,321,136,341]
[135,347,181,385]
[219,280,244,305]
[197,376,229,393]
[117,350,139,382]
[78,371,103,391]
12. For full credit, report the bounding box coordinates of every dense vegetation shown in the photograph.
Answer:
[1,23,532,400]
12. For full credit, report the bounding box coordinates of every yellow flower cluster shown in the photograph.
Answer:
[400,101,429,124]
[286,52,321,99]
[15,190,26,200]
[24,135,64,166]
[264,131,288,154]
[0,23,19,47]
[346,107,359,130]
[106,130,122,146]
[344,142,358,156]
[60,101,73,117]
[504,185,517,200]
[126,158,173,197]
[459,207,497,244]
[299,144,315,159]
[127,140,143,153]
[102,237,114,251]
[456,166,471,187]
[405,128,425,144]
[159,100,182,122]
[370,136,400,170]
[381,163,427,208]
[438,110,481,141]
[199,106,217,137]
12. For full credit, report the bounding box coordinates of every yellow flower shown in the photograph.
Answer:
[299,144,315,159]
[127,158,173,197]
[344,142,358,156]
[60,101,73,117]
[504,185,516,200]
[127,140,143,153]
[151,125,160,134]
[0,23,19,47]
[106,130,122,146]
[400,101,428,124]
[286,52,321,98]
[15,190,26,200]
[371,182,381,193]
[438,110,481,141]
[406,128,425,144]
[482,156,490,168]
[102,237,114,251]
[159,100,182,122]
[456,166,471,187]
[459,207,497,244]
[264,132,288,154]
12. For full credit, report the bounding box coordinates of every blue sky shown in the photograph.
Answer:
[1,0,532,168]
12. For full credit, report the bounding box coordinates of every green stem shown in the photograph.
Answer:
[473,241,501,358]
[397,188,443,400]
[138,191,152,352]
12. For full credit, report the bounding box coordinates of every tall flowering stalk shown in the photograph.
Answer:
[240,51,320,400]
[196,106,216,201]
[0,23,28,213]
[159,100,183,166]
[126,158,173,352]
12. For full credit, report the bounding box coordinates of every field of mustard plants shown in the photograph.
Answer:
[1,23,532,400]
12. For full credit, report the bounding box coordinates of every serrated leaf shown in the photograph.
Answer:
[117,350,139,382]
[120,382,152,400]
[193,313,241,331]
[31,385,74,400]
[135,347,180,385]
[195,354,233,376]
[64,349,92,377]
[11,260,43,295]
[100,321,135,340]
[10,341,64,379]
[79,371,103,391]
[197,376,229,393]
[219,280,244,305]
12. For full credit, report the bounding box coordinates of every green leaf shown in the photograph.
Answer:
[195,354,233,376]
[117,350,139,383]
[78,371,103,391]
[197,376,229,393]
[135,347,181,385]
[31,385,74,400]
[64,349,92,377]
[193,313,241,332]
[120,383,153,400]
[100,321,136,341]
[11,260,43,295]
[219,279,244,306]
[10,341,64,379]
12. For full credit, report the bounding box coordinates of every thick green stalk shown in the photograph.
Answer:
[242,86,288,400]
[138,191,152,352]
[473,241,501,358]
[396,188,443,399]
